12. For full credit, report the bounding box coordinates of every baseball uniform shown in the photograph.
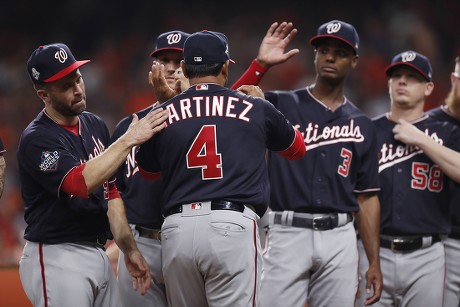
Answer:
[111,106,166,307]
[113,30,191,307]
[259,87,380,307]
[136,64,305,307]
[358,112,460,307]
[259,20,381,307]
[18,110,119,307]
[428,105,460,307]
[18,43,128,307]
[357,51,460,307]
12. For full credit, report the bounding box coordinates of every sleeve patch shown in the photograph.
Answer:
[39,150,60,171]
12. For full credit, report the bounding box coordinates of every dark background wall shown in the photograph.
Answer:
[0,0,459,265]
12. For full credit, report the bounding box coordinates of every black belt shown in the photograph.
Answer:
[74,239,107,251]
[380,235,441,252]
[164,200,246,217]
[135,226,161,240]
[272,212,353,230]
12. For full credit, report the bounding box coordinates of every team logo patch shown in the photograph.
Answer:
[401,51,416,63]
[54,48,68,64]
[39,150,60,171]
[167,32,182,45]
[191,203,202,210]
[196,84,208,90]
[326,22,342,34]
[31,68,40,80]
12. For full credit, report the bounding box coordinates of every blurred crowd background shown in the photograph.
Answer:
[0,0,459,266]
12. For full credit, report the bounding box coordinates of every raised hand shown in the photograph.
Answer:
[256,22,300,68]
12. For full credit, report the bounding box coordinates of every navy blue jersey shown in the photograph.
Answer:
[0,137,5,153]
[265,87,380,213]
[374,113,460,235]
[111,106,164,229]
[17,110,113,243]
[136,83,299,217]
[427,106,460,226]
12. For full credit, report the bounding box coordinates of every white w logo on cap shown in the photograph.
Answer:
[401,51,416,62]
[54,48,68,63]
[326,22,342,34]
[167,33,182,45]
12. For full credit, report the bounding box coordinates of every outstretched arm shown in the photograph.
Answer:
[82,108,168,193]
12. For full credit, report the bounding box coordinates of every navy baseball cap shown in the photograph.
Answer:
[385,50,432,82]
[150,31,190,57]
[183,30,235,65]
[27,43,90,84]
[309,20,359,55]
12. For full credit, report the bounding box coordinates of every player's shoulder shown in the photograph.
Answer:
[426,105,442,117]
[265,87,307,104]
[371,112,387,123]
[79,111,106,125]
[427,105,460,125]
[114,106,154,132]
[340,99,374,124]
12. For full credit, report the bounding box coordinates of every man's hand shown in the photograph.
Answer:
[256,21,300,68]
[174,67,190,93]
[123,108,169,147]
[392,118,425,145]
[148,61,174,103]
[124,249,151,295]
[237,85,265,98]
[363,263,383,305]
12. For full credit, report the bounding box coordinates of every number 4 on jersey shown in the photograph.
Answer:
[186,125,223,180]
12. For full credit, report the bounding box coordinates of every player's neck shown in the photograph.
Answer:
[388,108,424,123]
[445,95,460,120]
[44,107,79,126]
[309,83,345,111]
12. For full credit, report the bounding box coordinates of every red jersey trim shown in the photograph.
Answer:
[230,59,268,90]
[62,164,89,198]
[139,167,162,181]
[39,243,49,307]
[277,129,306,160]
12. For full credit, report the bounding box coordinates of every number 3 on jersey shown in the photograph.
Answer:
[186,125,223,180]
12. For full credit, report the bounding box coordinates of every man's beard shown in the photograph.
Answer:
[52,97,86,116]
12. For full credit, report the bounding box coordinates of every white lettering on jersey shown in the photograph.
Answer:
[87,136,106,160]
[378,129,443,172]
[165,95,253,125]
[212,96,224,116]
[300,119,364,150]
[126,146,139,178]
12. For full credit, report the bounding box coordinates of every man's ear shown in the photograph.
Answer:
[180,61,189,78]
[36,89,49,102]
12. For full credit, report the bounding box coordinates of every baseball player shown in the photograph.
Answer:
[0,137,5,199]
[113,24,298,307]
[251,20,382,307]
[357,50,460,307]
[426,50,460,307]
[113,30,190,307]
[136,30,306,307]
[17,43,169,307]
